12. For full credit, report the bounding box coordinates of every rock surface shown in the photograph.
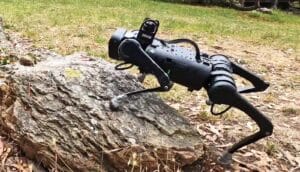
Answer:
[0,18,203,171]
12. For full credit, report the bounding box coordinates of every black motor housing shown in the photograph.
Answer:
[146,41,212,91]
[108,28,127,60]
[108,29,212,91]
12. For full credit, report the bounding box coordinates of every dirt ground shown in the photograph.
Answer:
[165,37,300,171]
[1,27,299,171]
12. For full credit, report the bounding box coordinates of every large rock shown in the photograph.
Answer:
[0,19,203,171]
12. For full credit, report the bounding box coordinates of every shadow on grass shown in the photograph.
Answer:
[152,0,300,15]
[151,0,202,6]
[150,0,235,9]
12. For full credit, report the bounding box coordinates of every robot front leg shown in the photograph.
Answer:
[110,39,173,110]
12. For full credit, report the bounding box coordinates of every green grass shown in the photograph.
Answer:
[0,0,299,57]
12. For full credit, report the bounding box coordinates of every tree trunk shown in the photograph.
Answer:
[0,19,204,171]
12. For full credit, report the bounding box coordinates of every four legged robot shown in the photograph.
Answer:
[108,18,273,164]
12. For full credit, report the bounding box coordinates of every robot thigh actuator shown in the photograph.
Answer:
[108,19,273,164]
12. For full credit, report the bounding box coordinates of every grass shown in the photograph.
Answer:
[0,0,299,58]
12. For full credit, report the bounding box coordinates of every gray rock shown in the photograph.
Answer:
[0,19,204,171]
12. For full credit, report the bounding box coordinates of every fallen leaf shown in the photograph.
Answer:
[281,150,297,166]
[207,124,222,137]
[0,138,3,156]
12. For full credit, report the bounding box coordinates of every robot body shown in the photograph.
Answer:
[108,18,273,164]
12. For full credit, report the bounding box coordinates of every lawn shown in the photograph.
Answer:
[0,0,299,58]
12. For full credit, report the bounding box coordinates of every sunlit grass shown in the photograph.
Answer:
[0,0,299,57]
